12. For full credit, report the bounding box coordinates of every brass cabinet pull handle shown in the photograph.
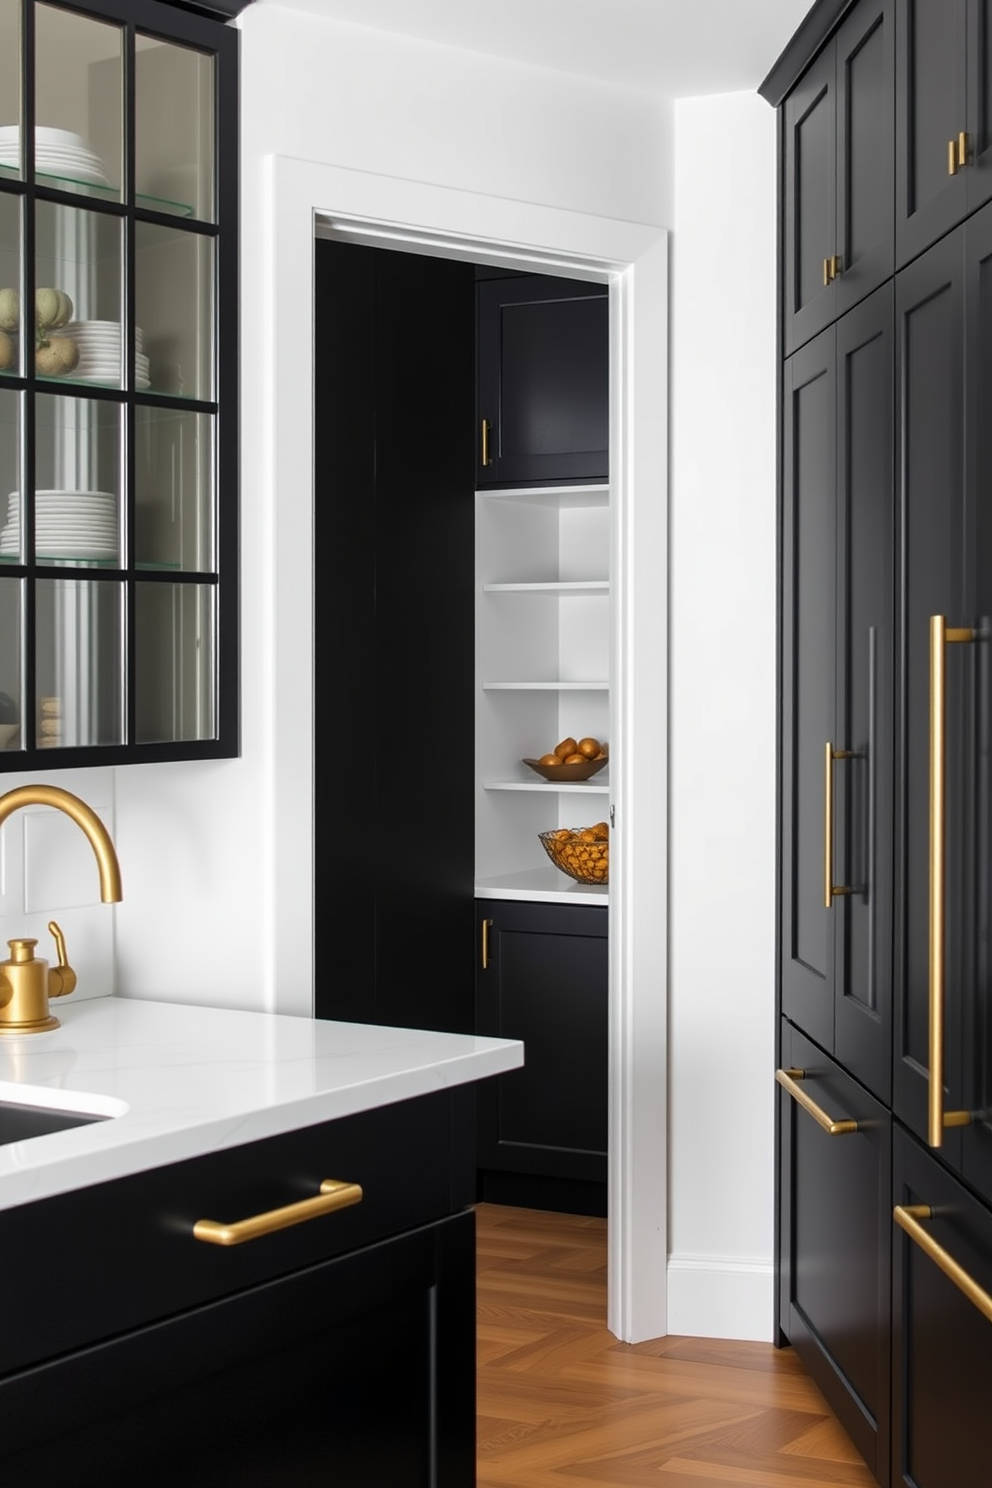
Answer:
[481,417,492,467]
[823,256,832,287]
[824,742,858,907]
[949,132,970,175]
[193,1179,363,1246]
[775,1067,858,1135]
[894,1203,992,1325]
[928,615,976,1145]
[481,917,492,970]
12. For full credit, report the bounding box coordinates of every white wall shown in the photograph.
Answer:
[105,4,676,1013]
[668,90,778,1340]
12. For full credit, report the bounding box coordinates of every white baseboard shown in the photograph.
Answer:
[666,1253,775,1342]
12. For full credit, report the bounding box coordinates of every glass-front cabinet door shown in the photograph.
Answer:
[0,0,238,766]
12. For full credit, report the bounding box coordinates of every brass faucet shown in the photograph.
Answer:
[0,785,122,1034]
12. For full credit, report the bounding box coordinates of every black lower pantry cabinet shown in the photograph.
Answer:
[0,1089,477,1486]
[475,898,608,1217]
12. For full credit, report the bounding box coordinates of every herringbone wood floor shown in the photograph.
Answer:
[475,1203,877,1487]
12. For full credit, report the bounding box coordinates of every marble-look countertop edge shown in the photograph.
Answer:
[0,996,524,1210]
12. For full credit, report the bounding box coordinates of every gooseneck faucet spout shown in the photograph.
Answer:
[0,784,123,902]
[0,785,122,1033]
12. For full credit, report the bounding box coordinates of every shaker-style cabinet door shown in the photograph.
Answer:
[779,284,894,1101]
[475,272,608,488]
[782,0,893,354]
[892,1126,992,1488]
[777,1024,891,1486]
[475,897,608,1215]
[894,0,992,267]
[892,226,969,1168]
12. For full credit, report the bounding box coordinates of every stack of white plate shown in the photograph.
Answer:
[61,321,150,389]
[0,125,110,187]
[0,489,118,561]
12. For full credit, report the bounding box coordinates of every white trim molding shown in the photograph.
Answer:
[263,152,669,1343]
[667,1253,775,1343]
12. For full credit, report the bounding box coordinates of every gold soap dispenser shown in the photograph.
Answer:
[0,784,123,1035]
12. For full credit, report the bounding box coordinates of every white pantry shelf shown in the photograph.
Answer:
[484,580,609,595]
[482,680,608,691]
[483,779,610,794]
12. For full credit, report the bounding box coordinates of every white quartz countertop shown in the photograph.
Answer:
[0,996,524,1211]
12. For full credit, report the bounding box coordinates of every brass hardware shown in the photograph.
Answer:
[481,917,492,970]
[776,1067,858,1135]
[481,418,492,467]
[0,922,77,1034]
[958,131,969,169]
[823,256,832,287]
[949,138,959,175]
[829,254,842,281]
[0,785,122,901]
[824,743,858,907]
[928,617,976,1145]
[193,1178,363,1246]
[0,786,122,1034]
[894,1204,992,1326]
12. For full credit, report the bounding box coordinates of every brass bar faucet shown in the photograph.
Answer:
[0,785,123,1033]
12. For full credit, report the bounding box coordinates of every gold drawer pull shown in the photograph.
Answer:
[894,1203,992,1326]
[193,1179,363,1246]
[775,1067,858,1135]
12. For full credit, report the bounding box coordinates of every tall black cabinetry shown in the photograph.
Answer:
[763,2,992,1483]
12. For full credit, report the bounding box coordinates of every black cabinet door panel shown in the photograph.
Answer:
[475,898,607,1196]
[893,229,967,1164]
[0,1211,476,1488]
[780,329,838,1052]
[833,0,895,322]
[784,44,838,353]
[778,1023,891,1485]
[834,287,894,1100]
[892,1126,992,1488]
[476,274,608,487]
[896,0,970,267]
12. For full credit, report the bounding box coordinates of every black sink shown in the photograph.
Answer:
[0,1099,107,1145]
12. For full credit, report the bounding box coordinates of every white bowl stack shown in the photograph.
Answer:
[0,489,118,561]
[60,321,150,389]
[0,125,110,187]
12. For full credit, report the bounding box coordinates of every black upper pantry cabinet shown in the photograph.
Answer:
[0,0,240,771]
[475,271,608,487]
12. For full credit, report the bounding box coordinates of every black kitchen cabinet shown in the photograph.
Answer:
[0,1088,478,1486]
[777,1023,891,1484]
[313,236,477,1036]
[762,1,992,1481]
[783,0,894,354]
[475,897,607,1216]
[0,0,240,770]
[895,0,992,271]
[475,272,608,488]
[780,283,894,1103]
[892,1125,992,1488]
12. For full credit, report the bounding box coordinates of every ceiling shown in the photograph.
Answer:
[252,0,814,98]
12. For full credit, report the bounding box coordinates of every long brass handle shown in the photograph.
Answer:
[775,1067,858,1135]
[949,138,959,175]
[823,256,831,287]
[824,742,858,907]
[894,1204,992,1325]
[928,615,976,1146]
[481,917,492,970]
[481,418,491,467]
[193,1179,363,1246]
